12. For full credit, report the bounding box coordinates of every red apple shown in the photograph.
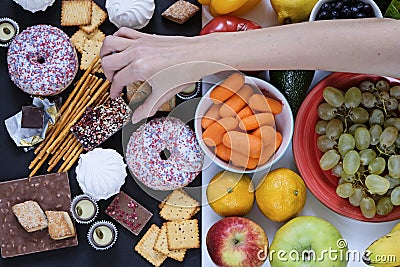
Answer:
[206,217,269,267]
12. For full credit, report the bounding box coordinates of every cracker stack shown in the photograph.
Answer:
[62,0,107,72]
[135,189,200,266]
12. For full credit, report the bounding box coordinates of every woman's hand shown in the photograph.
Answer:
[100,28,196,122]
[101,28,180,97]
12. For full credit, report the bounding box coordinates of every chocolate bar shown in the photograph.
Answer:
[71,97,132,151]
[0,172,78,258]
[21,106,44,128]
[106,191,152,236]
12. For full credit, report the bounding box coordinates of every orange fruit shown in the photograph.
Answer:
[207,171,255,217]
[255,168,306,222]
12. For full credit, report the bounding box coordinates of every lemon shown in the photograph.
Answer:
[256,168,306,222]
[207,171,255,217]
[270,0,318,24]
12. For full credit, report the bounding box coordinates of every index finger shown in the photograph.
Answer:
[100,35,134,58]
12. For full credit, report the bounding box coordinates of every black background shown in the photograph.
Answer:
[0,0,202,266]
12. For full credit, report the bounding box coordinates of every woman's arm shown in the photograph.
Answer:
[100,18,400,122]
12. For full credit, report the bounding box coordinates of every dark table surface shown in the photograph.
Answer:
[0,0,202,266]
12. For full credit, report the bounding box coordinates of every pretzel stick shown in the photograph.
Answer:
[42,77,96,155]
[48,134,74,166]
[34,124,56,154]
[50,131,74,155]
[30,76,96,165]
[29,151,50,177]
[58,144,82,173]
[72,78,103,118]
[62,139,80,161]
[96,92,110,106]
[60,76,99,126]
[29,57,100,172]
[59,147,84,173]
[50,133,73,159]
[59,65,95,115]
[47,81,111,154]
[92,61,101,74]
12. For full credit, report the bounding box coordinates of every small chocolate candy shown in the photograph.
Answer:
[87,221,117,250]
[70,194,98,224]
[21,106,44,129]
[106,191,153,236]
[0,18,19,47]
[177,81,201,100]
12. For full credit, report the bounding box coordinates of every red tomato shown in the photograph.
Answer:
[200,15,262,35]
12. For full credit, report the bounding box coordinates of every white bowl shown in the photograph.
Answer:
[309,0,382,21]
[194,75,294,174]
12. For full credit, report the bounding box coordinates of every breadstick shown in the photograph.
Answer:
[29,151,50,176]
[62,139,80,161]
[59,60,97,114]
[47,81,110,154]
[47,136,76,171]
[59,147,84,173]
[58,145,82,173]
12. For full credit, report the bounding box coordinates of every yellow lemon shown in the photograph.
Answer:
[270,0,318,24]
[256,168,306,222]
[207,171,255,217]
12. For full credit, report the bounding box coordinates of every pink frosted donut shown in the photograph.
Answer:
[126,117,204,191]
[7,24,78,96]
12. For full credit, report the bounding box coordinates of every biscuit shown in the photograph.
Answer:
[71,28,105,54]
[166,219,200,250]
[80,39,103,70]
[61,0,92,26]
[159,189,200,221]
[135,225,167,267]
[12,201,47,232]
[80,1,108,34]
[154,223,186,262]
[45,211,76,240]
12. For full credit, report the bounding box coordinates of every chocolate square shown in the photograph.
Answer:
[106,191,152,236]
[21,106,44,129]
[0,173,78,258]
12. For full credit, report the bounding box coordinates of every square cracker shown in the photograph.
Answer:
[12,200,47,232]
[80,39,103,70]
[80,2,108,34]
[159,189,200,221]
[154,223,186,262]
[166,219,200,250]
[61,0,92,26]
[71,29,105,53]
[135,225,168,267]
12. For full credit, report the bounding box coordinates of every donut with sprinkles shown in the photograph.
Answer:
[7,24,78,96]
[126,117,204,191]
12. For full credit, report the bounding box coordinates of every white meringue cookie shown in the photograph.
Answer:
[76,148,127,201]
[13,0,55,13]
[106,0,155,29]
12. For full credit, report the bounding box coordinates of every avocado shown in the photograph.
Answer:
[269,70,315,116]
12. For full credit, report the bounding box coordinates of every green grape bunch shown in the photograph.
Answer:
[316,80,400,219]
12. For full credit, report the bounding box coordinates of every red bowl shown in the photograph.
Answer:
[293,72,400,222]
